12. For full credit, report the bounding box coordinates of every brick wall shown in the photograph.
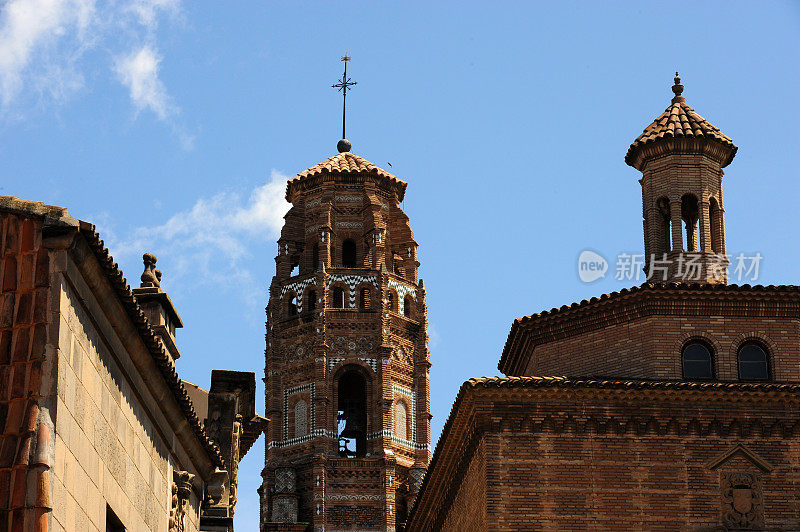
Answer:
[408,379,800,531]
[527,314,800,381]
[0,213,52,532]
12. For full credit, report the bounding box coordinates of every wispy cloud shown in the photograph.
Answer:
[114,45,172,120]
[0,0,190,146]
[0,0,94,105]
[98,170,291,309]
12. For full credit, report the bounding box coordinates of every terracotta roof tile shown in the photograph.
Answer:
[294,152,397,181]
[499,282,800,374]
[625,74,737,168]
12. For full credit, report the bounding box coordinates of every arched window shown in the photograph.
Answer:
[337,370,367,458]
[657,197,671,253]
[294,400,308,438]
[332,286,345,309]
[682,341,713,380]
[359,287,371,310]
[287,294,298,316]
[738,342,770,381]
[307,289,317,313]
[342,239,357,267]
[709,198,722,253]
[403,295,414,318]
[394,401,408,441]
[312,243,319,270]
[681,194,699,251]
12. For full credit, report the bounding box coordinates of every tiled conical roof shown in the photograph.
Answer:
[286,147,407,202]
[625,73,737,168]
[295,151,397,180]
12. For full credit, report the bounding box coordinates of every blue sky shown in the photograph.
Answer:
[2,1,799,528]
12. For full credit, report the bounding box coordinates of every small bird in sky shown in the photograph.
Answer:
[387,162,392,167]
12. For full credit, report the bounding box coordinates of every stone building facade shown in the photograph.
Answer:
[0,197,267,532]
[407,76,800,530]
[259,141,431,531]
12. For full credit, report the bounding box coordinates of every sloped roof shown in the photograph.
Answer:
[499,282,800,375]
[625,73,737,168]
[295,151,398,180]
[286,150,407,202]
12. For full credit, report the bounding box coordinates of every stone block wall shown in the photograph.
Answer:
[51,277,197,532]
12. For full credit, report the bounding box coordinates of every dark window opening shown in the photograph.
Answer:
[332,287,345,309]
[312,243,319,270]
[657,197,671,253]
[287,295,298,316]
[738,343,770,381]
[709,198,722,253]
[387,291,397,313]
[307,289,316,313]
[342,239,357,267]
[359,288,371,310]
[403,295,413,318]
[106,504,125,532]
[337,370,367,458]
[682,342,714,380]
[681,194,699,252]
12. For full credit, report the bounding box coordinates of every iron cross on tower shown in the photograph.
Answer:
[332,55,357,152]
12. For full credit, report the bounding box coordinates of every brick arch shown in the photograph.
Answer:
[330,358,376,379]
[303,285,318,313]
[729,332,778,358]
[355,281,375,310]
[675,331,722,377]
[328,281,349,308]
[675,331,723,355]
[284,290,298,317]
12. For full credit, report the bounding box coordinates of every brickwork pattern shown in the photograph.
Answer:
[409,379,800,531]
[0,214,52,532]
[263,152,431,531]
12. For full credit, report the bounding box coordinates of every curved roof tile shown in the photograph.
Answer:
[625,74,737,167]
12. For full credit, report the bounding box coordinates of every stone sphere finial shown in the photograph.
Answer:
[337,138,351,153]
[140,252,160,288]
[672,71,685,102]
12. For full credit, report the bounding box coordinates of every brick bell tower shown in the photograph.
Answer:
[259,137,431,531]
[626,73,737,283]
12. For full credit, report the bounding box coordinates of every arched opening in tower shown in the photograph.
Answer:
[337,370,367,458]
[681,194,699,252]
[656,197,671,253]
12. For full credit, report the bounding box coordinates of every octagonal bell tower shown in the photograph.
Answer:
[259,139,431,532]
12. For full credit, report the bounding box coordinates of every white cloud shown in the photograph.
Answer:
[114,45,171,119]
[0,0,189,145]
[0,0,95,105]
[100,170,291,305]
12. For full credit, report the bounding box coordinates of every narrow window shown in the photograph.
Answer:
[290,263,299,277]
[682,342,713,380]
[657,197,671,253]
[394,402,408,441]
[332,287,345,309]
[342,239,357,267]
[307,289,316,313]
[359,287,371,310]
[106,504,125,532]
[387,291,398,313]
[709,198,722,253]
[287,295,298,316]
[403,295,414,318]
[294,400,308,438]
[738,343,770,381]
[681,194,699,252]
[337,370,367,458]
